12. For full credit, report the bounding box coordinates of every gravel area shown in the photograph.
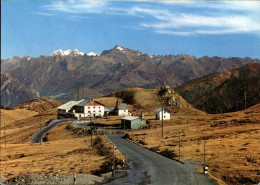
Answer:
[3,172,126,185]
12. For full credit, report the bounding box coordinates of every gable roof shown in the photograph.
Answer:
[116,103,128,110]
[76,99,104,107]
[155,107,170,113]
[57,99,85,110]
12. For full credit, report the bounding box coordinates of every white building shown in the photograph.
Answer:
[73,99,105,119]
[155,107,171,120]
[115,103,128,116]
[57,99,105,119]
[57,100,85,118]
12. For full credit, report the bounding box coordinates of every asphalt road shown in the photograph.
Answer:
[31,118,73,143]
[106,135,216,185]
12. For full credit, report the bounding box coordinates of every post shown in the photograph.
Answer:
[161,107,164,138]
[73,173,76,185]
[40,112,42,145]
[82,82,85,99]
[203,130,206,172]
[244,91,247,110]
[4,121,7,148]
[124,119,127,172]
[90,112,92,147]
[112,136,115,177]
[77,82,79,101]
[179,132,181,161]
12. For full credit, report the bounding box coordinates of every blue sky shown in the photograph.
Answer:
[2,0,260,59]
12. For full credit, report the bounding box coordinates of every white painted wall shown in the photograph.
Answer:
[118,109,128,116]
[84,105,104,117]
[156,110,171,120]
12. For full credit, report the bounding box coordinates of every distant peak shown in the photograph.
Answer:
[51,49,84,56]
[87,52,99,56]
[114,45,124,51]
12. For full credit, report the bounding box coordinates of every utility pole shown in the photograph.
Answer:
[77,82,80,101]
[244,91,247,110]
[40,112,42,145]
[179,132,181,161]
[82,82,85,99]
[161,106,164,138]
[90,112,92,147]
[112,134,115,177]
[4,121,7,148]
[124,119,127,173]
[203,130,207,172]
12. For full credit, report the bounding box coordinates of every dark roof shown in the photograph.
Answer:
[116,103,128,110]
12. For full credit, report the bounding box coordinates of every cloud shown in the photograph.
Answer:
[127,2,260,36]
[42,0,260,36]
[44,1,107,14]
[34,12,55,16]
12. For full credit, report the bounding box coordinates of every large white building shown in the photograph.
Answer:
[155,107,171,120]
[57,99,105,119]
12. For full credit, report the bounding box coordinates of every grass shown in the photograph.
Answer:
[0,108,124,180]
[127,104,260,185]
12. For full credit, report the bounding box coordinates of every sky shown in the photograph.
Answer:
[2,0,260,59]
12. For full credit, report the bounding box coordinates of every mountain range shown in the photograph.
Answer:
[1,45,260,107]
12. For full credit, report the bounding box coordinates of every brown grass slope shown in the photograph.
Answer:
[13,97,61,113]
[96,87,198,114]
[128,103,260,185]
[1,101,123,180]
[176,63,260,113]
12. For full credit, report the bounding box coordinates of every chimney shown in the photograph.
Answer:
[140,111,144,119]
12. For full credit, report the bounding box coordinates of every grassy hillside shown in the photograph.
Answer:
[13,97,62,112]
[127,104,260,185]
[0,100,123,180]
[96,87,198,115]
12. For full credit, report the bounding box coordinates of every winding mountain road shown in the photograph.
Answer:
[106,135,217,185]
[31,118,74,143]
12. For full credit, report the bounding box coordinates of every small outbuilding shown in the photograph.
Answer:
[155,107,171,120]
[115,103,128,116]
[121,116,146,129]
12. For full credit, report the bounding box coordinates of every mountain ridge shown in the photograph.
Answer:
[1,46,260,107]
[175,63,260,113]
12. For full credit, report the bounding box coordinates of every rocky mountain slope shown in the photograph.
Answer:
[1,73,38,106]
[175,63,260,113]
[1,45,259,106]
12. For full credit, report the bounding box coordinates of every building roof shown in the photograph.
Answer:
[76,99,104,107]
[155,107,170,113]
[116,103,128,110]
[121,116,140,121]
[57,99,85,110]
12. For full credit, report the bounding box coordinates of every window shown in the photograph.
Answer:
[99,107,101,109]
[88,107,90,109]
[99,110,101,112]
[93,110,95,112]
[88,111,91,113]
[93,106,95,108]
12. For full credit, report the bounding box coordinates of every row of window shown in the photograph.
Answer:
[87,106,102,109]
[88,110,102,113]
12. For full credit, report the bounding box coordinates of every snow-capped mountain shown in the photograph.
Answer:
[115,45,124,51]
[87,52,99,56]
[51,49,84,56]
